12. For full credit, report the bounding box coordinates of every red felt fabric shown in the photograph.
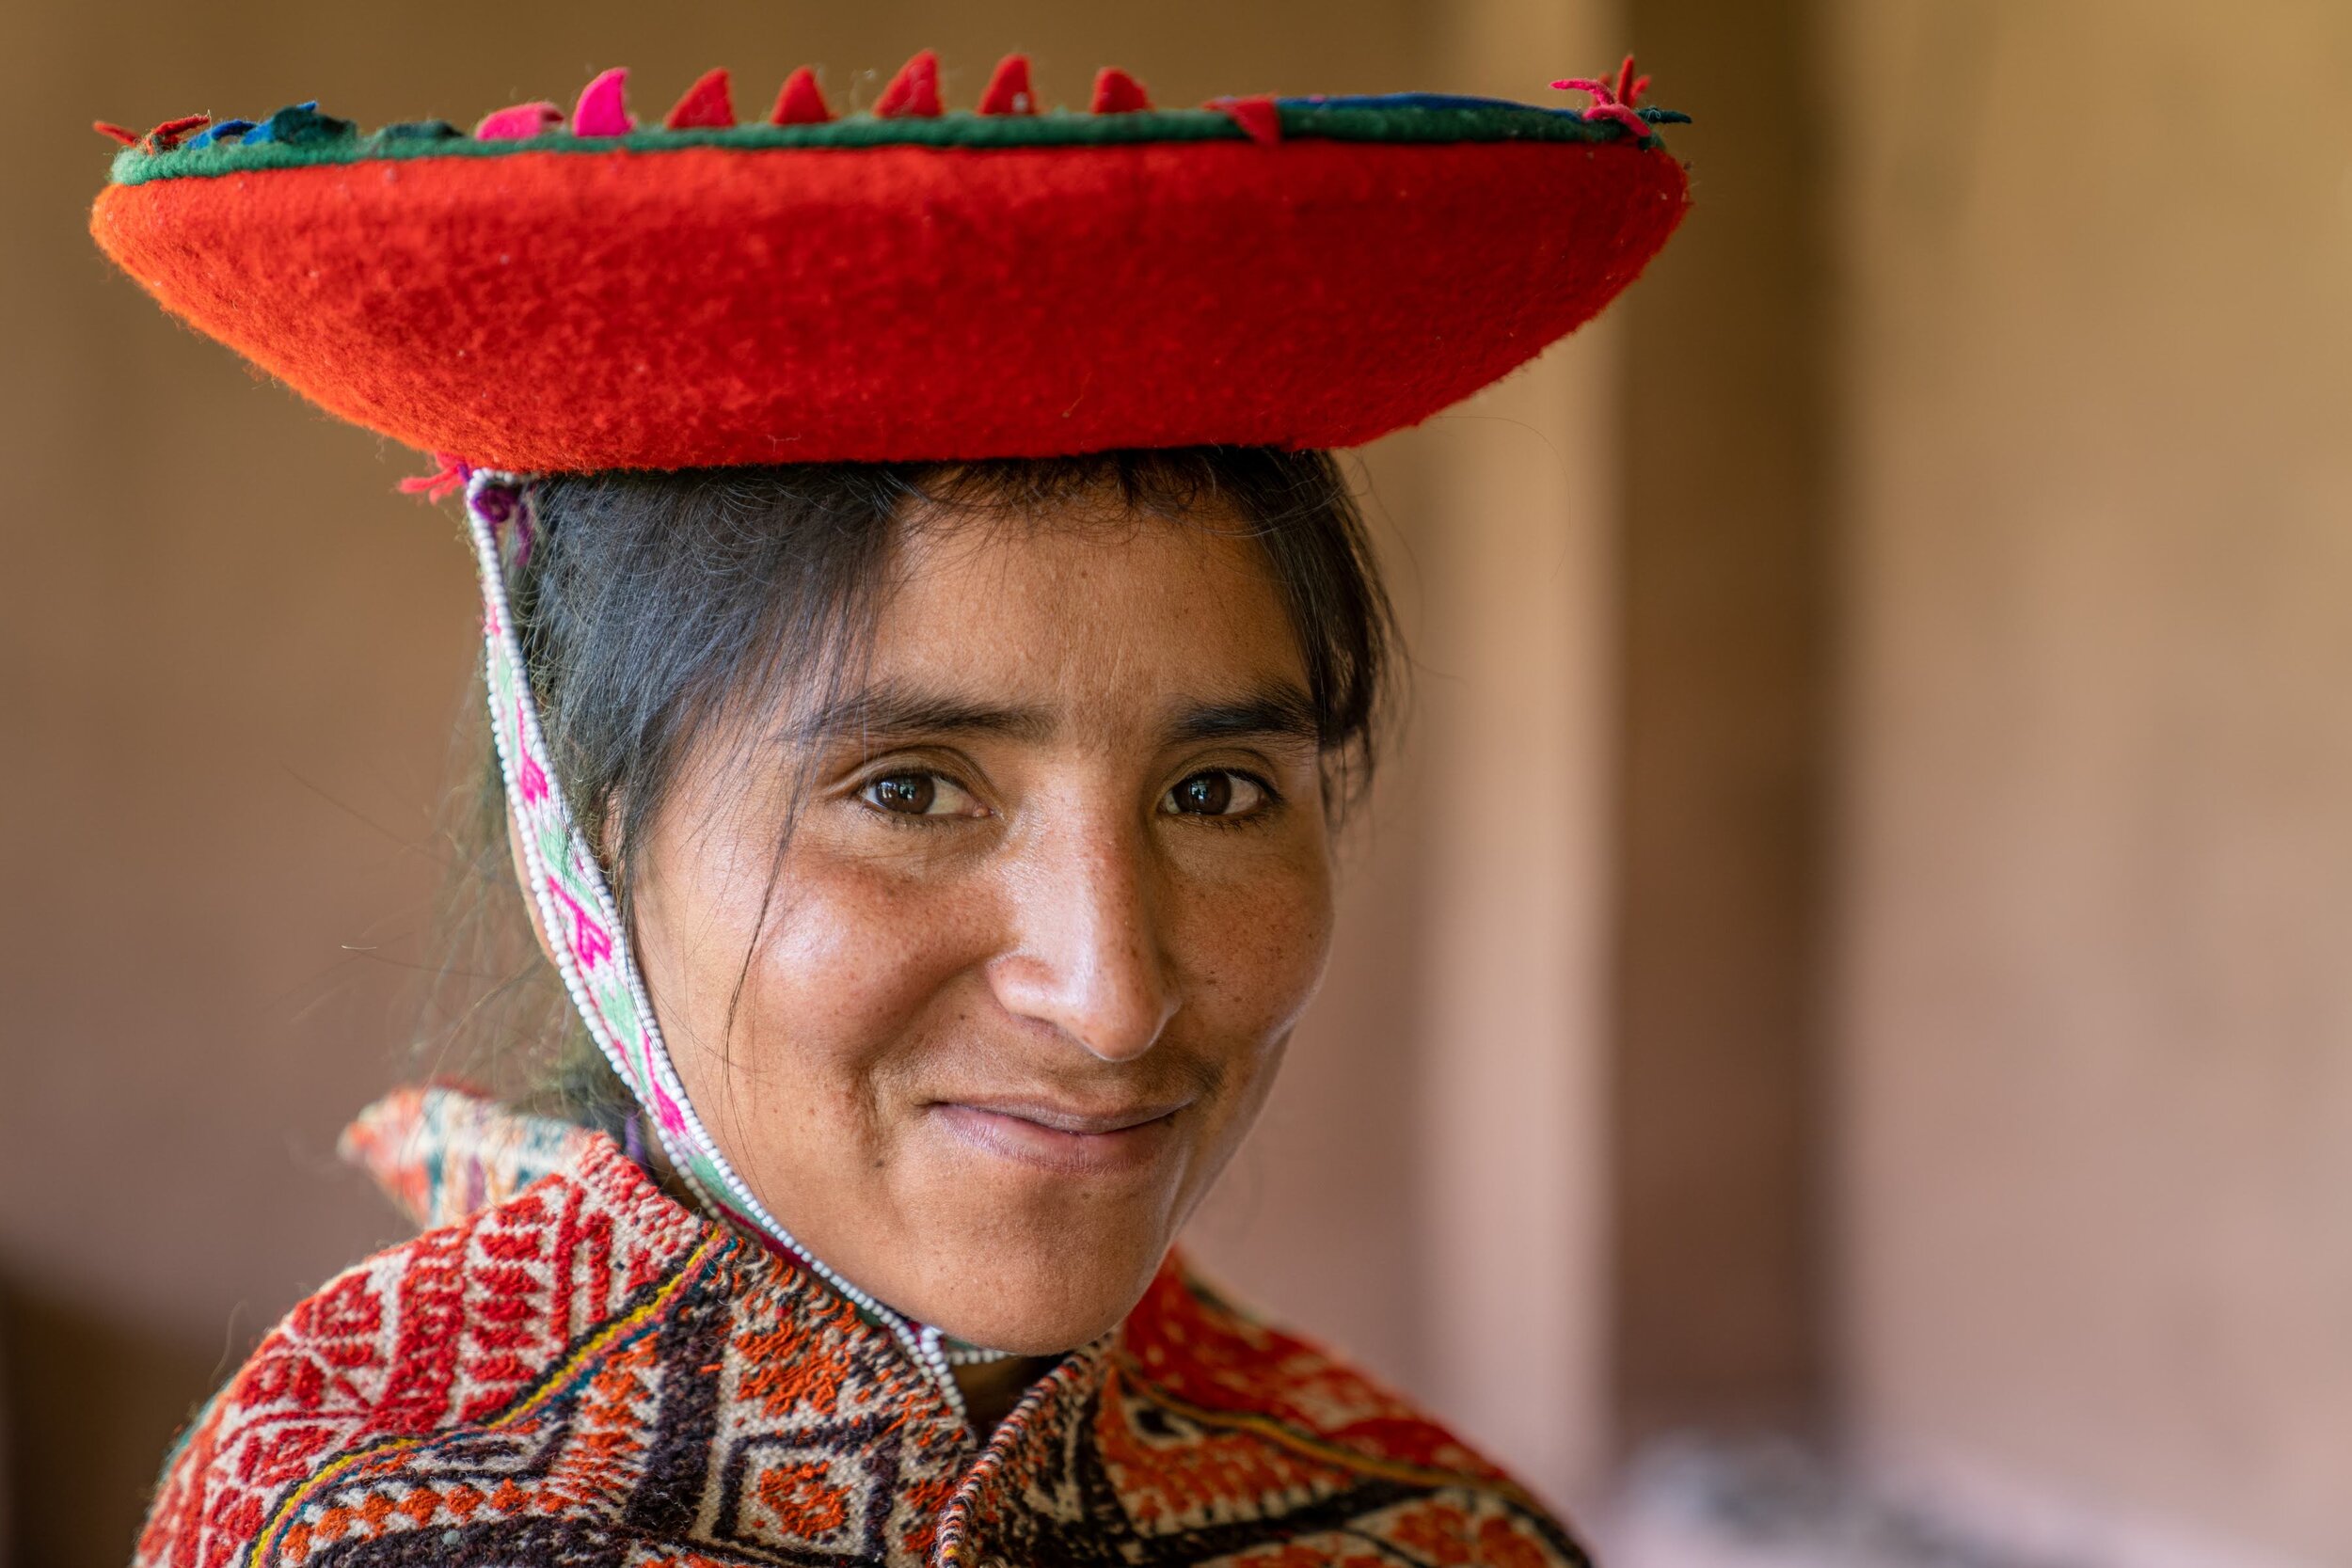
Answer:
[665,68,735,130]
[1089,68,1152,114]
[1211,94,1282,147]
[90,137,1688,470]
[978,54,1036,116]
[876,51,942,119]
[769,69,832,125]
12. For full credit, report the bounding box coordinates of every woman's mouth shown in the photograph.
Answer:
[929,1096,1186,1177]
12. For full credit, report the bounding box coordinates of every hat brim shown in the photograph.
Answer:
[91,103,1688,470]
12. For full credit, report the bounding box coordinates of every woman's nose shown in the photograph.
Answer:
[985,816,1178,1062]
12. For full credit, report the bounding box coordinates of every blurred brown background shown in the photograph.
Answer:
[3,1,2347,1565]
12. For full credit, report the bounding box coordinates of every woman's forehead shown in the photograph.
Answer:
[868,514,1311,716]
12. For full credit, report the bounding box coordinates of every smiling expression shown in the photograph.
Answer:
[628,499,1338,1354]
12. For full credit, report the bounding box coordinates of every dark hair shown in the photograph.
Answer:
[421,448,1396,1114]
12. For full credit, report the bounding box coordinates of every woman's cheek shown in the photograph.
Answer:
[745,852,1002,1077]
[1172,841,1336,1061]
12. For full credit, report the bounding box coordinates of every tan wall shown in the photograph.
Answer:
[1611,0,1834,1444]
[1831,0,2352,1560]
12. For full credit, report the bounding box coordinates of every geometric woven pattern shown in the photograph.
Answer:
[136,1093,1590,1568]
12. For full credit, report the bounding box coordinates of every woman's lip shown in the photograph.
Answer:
[943,1097,1188,1135]
[929,1100,1184,1176]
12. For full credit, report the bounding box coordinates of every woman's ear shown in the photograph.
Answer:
[505,801,564,970]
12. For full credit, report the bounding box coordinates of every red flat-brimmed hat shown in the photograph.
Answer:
[90,53,1689,471]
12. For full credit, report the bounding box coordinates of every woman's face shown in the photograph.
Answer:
[629,502,1336,1353]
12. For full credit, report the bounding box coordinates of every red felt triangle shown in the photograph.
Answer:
[664,68,736,130]
[978,54,1037,116]
[769,67,834,125]
[1210,95,1281,147]
[1090,68,1152,114]
[876,49,943,119]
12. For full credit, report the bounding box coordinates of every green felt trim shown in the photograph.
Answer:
[108,100,1667,187]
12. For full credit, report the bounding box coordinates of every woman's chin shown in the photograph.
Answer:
[930,1274,1145,1356]
[756,1110,1218,1354]
[903,1211,1174,1355]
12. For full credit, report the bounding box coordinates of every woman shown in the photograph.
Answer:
[92,52,1686,1567]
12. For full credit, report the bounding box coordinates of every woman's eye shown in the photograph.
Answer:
[859,771,978,818]
[1162,770,1269,818]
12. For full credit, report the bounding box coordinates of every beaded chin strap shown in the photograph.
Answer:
[463,471,1011,1418]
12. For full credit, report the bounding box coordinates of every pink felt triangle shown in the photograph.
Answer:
[474,102,564,140]
[572,67,636,137]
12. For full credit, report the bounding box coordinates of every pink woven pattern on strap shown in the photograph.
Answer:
[461,473,988,1414]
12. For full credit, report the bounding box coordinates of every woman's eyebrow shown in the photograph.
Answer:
[795,680,1321,749]
[1167,685,1321,748]
[796,684,1055,745]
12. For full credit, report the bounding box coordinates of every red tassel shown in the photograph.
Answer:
[1209,95,1280,147]
[978,54,1037,116]
[876,50,943,119]
[398,452,472,504]
[665,68,736,130]
[1615,55,1651,106]
[93,120,140,147]
[1585,102,1650,137]
[142,113,211,152]
[1550,55,1656,139]
[1089,68,1152,114]
[770,67,834,125]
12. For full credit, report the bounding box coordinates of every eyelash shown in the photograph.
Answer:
[852,766,983,826]
[848,767,1284,826]
[1167,768,1283,827]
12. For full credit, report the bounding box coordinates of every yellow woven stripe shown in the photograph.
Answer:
[246,1234,719,1566]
